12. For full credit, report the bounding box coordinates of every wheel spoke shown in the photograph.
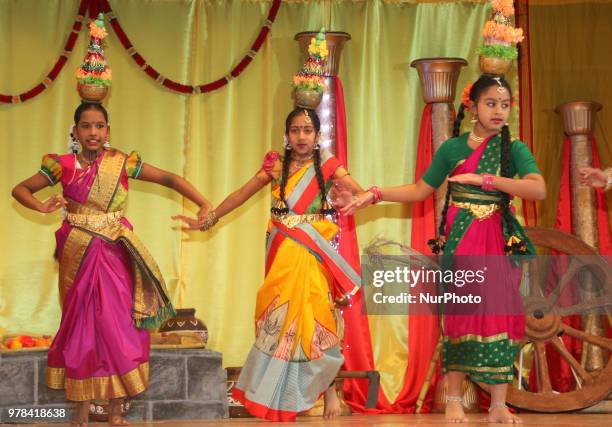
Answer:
[562,323,612,352]
[549,259,580,305]
[534,341,553,393]
[525,259,544,298]
[557,296,612,316]
[550,337,594,384]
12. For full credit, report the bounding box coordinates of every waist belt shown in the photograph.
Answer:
[272,213,327,229]
[66,210,124,230]
[450,201,498,220]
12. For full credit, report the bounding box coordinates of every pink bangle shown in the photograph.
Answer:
[482,173,496,191]
[367,186,382,204]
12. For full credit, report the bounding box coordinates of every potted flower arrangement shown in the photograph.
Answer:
[477,0,524,75]
[292,28,328,108]
[76,13,112,102]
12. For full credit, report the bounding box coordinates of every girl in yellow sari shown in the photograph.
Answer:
[179,107,365,421]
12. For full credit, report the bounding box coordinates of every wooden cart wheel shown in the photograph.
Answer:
[483,227,612,412]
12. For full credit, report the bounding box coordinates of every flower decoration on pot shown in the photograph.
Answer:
[76,13,112,102]
[292,28,328,108]
[477,0,524,75]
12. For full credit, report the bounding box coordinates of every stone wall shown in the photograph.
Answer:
[0,349,227,423]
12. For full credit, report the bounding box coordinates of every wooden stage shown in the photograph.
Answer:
[24,413,611,426]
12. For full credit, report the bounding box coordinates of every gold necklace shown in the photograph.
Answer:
[292,153,314,168]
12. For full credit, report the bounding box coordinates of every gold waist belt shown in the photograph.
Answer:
[451,201,498,221]
[66,210,124,230]
[272,213,327,229]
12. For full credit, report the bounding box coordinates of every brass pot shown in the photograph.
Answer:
[293,88,323,109]
[478,56,512,76]
[77,83,108,102]
[159,308,208,346]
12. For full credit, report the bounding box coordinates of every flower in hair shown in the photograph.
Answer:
[461,82,474,108]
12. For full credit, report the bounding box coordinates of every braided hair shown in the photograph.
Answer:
[432,75,515,253]
[274,108,334,216]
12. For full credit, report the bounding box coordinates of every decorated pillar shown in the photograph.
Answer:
[410,57,467,228]
[556,101,606,372]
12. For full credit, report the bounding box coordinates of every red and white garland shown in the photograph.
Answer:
[1,0,281,103]
[0,0,88,104]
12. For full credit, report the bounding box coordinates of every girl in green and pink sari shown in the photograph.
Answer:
[343,75,546,424]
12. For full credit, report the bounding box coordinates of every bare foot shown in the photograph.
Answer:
[488,406,522,424]
[445,401,468,423]
[71,400,90,427]
[108,399,129,426]
[323,387,341,419]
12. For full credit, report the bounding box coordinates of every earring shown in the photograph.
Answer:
[284,135,291,150]
[104,137,110,149]
[470,114,478,124]
[68,127,81,153]
[314,142,320,150]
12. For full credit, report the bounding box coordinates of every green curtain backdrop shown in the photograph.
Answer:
[3,1,609,385]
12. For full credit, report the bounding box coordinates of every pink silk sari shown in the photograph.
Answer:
[45,149,171,401]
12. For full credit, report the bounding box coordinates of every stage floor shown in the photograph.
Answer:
[22,413,611,426]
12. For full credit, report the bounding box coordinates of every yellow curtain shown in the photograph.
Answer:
[527,0,612,232]
[1,0,518,391]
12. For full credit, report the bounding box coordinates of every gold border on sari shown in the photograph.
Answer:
[47,362,149,401]
[58,228,93,306]
[445,332,517,344]
[86,149,126,212]
[445,364,512,373]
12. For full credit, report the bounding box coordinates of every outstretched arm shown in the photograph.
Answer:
[174,171,270,230]
[215,174,269,219]
[138,163,212,215]
[12,173,67,213]
[340,179,436,216]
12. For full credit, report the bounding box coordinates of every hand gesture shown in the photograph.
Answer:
[171,214,202,231]
[328,178,354,209]
[340,191,375,216]
[39,194,67,213]
[578,167,606,188]
[197,200,213,221]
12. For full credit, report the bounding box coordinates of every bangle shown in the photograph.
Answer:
[367,186,382,204]
[481,173,495,191]
[200,211,218,231]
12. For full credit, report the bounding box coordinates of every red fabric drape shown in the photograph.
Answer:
[333,76,381,412]
[546,137,582,392]
[387,104,440,412]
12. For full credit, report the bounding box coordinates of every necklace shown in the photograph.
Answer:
[469,132,486,143]
[77,151,99,168]
[292,153,314,168]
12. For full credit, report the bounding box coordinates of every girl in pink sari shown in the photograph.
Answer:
[12,102,212,427]
[343,75,546,423]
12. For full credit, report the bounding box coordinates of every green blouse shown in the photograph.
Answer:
[421,133,541,189]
